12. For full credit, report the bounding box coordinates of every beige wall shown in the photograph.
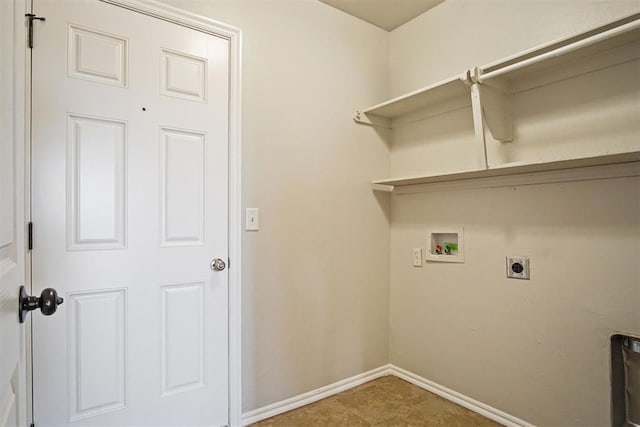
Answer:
[389,1,640,425]
[390,177,640,425]
[158,0,391,412]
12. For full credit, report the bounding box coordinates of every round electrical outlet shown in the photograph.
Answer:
[506,256,530,279]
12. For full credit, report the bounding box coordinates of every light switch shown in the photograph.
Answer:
[246,208,259,231]
[412,248,423,267]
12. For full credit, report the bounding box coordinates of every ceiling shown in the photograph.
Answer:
[319,0,445,31]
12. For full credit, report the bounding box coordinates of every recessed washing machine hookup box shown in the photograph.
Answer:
[426,228,464,263]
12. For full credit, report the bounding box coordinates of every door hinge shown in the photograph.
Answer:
[28,222,33,251]
[25,13,46,49]
[30,423,35,427]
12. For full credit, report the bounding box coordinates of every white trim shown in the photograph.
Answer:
[388,365,534,427]
[24,0,33,421]
[241,365,393,426]
[393,161,640,196]
[26,0,243,425]
[13,1,30,426]
[100,0,240,39]
[242,364,535,427]
[0,390,16,427]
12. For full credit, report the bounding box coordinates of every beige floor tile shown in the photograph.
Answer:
[253,398,369,427]
[373,376,433,403]
[371,417,425,427]
[336,383,427,424]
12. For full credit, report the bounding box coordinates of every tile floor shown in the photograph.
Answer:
[252,375,502,426]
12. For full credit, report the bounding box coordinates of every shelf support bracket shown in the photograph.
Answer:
[478,84,513,143]
[461,69,474,87]
[470,84,489,170]
[353,110,391,129]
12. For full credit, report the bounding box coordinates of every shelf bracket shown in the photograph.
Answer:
[371,183,394,192]
[470,84,489,170]
[471,66,513,143]
[353,110,391,129]
[461,69,474,87]
[478,84,513,143]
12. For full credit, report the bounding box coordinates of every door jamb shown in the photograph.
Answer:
[3,0,29,426]
[24,0,243,425]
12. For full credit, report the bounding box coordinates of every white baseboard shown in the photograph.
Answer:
[388,365,534,427]
[241,365,393,426]
[241,364,534,427]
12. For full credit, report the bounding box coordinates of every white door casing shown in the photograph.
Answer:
[0,0,27,426]
[29,0,242,425]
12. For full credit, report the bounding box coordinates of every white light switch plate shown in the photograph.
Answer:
[246,208,259,231]
[412,248,423,267]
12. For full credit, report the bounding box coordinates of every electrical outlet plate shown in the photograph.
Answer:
[506,256,530,279]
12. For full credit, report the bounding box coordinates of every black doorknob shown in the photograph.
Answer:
[19,286,64,323]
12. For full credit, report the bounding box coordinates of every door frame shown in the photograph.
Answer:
[1,0,27,425]
[23,0,243,425]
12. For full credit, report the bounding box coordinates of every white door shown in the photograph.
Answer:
[31,1,230,425]
[1,1,27,426]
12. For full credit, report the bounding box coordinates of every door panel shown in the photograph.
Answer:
[31,1,229,425]
[67,114,127,250]
[159,49,207,103]
[67,289,127,421]
[160,128,206,247]
[67,24,128,87]
[160,282,205,396]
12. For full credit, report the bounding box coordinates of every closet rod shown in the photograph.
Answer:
[478,19,640,82]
